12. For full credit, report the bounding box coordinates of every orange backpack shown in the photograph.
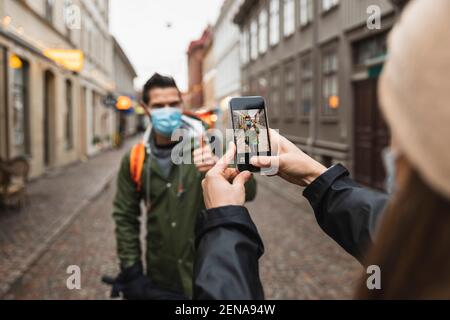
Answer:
[129,143,146,192]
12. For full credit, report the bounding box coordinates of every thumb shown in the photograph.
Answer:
[250,156,278,168]
[233,171,252,186]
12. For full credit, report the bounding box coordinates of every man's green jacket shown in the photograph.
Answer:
[112,138,257,298]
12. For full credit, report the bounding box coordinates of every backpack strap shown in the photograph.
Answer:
[130,143,146,192]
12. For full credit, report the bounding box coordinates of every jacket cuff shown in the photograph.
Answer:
[195,206,262,250]
[303,164,349,205]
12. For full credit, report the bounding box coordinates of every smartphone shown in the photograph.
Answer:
[230,96,271,173]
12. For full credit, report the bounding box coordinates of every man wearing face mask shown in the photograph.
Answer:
[111,73,257,300]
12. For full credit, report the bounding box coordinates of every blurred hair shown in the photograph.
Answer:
[390,0,410,13]
[355,169,450,299]
[142,73,180,105]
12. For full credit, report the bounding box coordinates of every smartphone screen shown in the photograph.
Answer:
[230,96,271,173]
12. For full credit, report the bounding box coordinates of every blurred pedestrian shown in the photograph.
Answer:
[355,0,450,299]
[111,73,257,299]
[196,0,450,300]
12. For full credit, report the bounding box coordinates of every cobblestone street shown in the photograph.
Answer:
[1,142,360,300]
[0,138,138,298]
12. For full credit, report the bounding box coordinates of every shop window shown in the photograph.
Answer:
[65,79,74,150]
[12,56,30,156]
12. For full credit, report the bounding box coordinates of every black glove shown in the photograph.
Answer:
[111,262,188,300]
[111,262,148,300]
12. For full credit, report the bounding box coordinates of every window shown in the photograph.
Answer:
[322,0,339,12]
[258,9,268,54]
[300,0,314,26]
[353,33,388,66]
[64,0,72,34]
[65,80,74,150]
[45,0,55,22]
[12,57,30,156]
[269,68,280,118]
[92,91,97,142]
[250,77,258,96]
[284,61,296,117]
[269,0,280,46]
[242,80,250,96]
[322,50,339,116]
[301,56,313,116]
[240,28,250,65]
[283,0,295,37]
[258,73,268,100]
[250,19,258,61]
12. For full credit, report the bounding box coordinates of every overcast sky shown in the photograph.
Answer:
[110,0,224,93]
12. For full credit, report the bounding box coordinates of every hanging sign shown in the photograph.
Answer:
[44,49,84,72]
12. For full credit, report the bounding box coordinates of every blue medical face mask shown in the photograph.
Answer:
[150,107,182,138]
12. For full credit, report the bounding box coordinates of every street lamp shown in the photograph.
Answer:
[9,54,23,69]
[2,16,11,28]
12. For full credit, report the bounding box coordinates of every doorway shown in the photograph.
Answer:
[43,70,56,167]
[353,78,389,190]
[79,86,88,158]
[0,47,7,159]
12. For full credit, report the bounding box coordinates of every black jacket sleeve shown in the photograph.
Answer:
[193,206,265,300]
[303,164,389,263]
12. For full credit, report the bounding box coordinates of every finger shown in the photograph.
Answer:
[194,155,216,164]
[198,133,205,149]
[193,148,204,158]
[196,164,216,173]
[196,161,217,168]
[268,129,281,155]
[197,167,214,174]
[250,156,278,168]
[223,168,239,181]
[233,171,252,186]
[201,179,206,190]
[192,147,212,157]
[210,142,236,174]
[195,158,219,169]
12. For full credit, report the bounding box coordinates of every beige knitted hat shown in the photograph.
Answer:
[379,0,450,199]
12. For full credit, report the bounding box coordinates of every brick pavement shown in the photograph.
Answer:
[0,138,138,298]
[4,166,361,300]
[4,179,119,300]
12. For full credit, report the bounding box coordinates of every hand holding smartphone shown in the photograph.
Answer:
[230,96,271,173]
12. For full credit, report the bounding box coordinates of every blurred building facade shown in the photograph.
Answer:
[185,26,212,109]
[234,0,395,189]
[0,0,135,179]
[213,0,243,130]
[202,32,215,110]
[113,37,138,138]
